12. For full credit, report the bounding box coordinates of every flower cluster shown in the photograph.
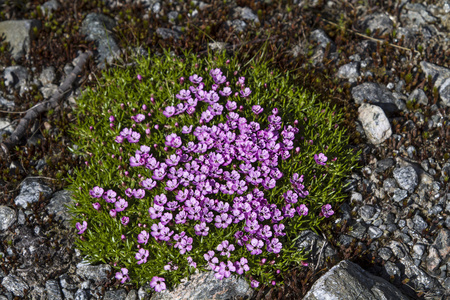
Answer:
[78,64,338,292]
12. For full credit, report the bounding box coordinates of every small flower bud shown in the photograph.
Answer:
[150,97,155,104]
[120,103,125,109]
[142,104,147,110]
[175,122,179,127]
[109,116,115,122]
[137,74,142,81]
[121,235,126,240]
[145,128,151,135]
[110,123,114,128]
[154,125,159,130]
[89,126,93,131]
[164,147,168,151]
[226,59,230,64]
[154,144,158,148]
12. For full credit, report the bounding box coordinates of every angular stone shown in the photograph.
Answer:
[0,20,41,60]
[425,246,441,273]
[358,103,392,145]
[303,260,409,300]
[368,226,383,239]
[393,166,418,193]
[408,88,428,105]
[378,247,393,260]
[358,205,376,220]
[76,262,111,284]
[104,289,127,300]
[14,177,53,209]
[359,13,394,36]
[46,279,63,300]
[46,189,74,227]
[295,230,338,268]
[352,82,399,114]
[3,65,29,88]
[432,228,450,259]
[420,61,450,89]
[2,275,29,297]
[74,289,88,300]
[0,206,16,231]
[150,271,253,300]
[126,289,138,300]
[156,28,181,40]
[336,62,361,80]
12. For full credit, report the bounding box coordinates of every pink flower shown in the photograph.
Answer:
[320,204,334,218]
[92,202,101,211]
[76,221,87,234]
[110,209,117,218]
[150,276,166,292]
[314,153,328,165]
[89,186,104,198]
[115,268,130,283]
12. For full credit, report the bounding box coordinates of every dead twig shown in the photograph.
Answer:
[0,50,93,163]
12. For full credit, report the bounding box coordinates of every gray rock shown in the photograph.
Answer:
[0,96,15,110]
[0,206,16,231]
[438,77,450,107]
[14,177,53,209]
[46,189,74,227]
[126,289,138,300]
[425,246,441,273]
[303,260,410,300]
[359,13,394,36]
[384,261,401,279]
[336,62,361,80]
[3,66,29,88]
[310,29,336,52]
[104,289,127,300]
[225,19,247,33]
[358,205,376,220]
[352,82,400,115]
[74,289,88,300]
[420,61,450,89]
[358,103,392,145]
[432,229,450,260]
[412,214,428,232]
[167,11,178,24]
[41,0,60,16]
[150,271,253,300]
[393,166,418,193]
[46,279,63,300]
[81,13,120,68]
[2,275,29,297]
[76,262,111,284]
[408,88,428,105]
[338,234,354,247]
[295,230,338,268]
[393,188,408,202]
[40,83,58,99]
[0,20,41,60]
[39,66,56,86]
[156,28,181,39]
[368,226,383,239]
[378,247,393,260]
[412,244,426,260]
[348,222,367,239]
[239,7,259,23]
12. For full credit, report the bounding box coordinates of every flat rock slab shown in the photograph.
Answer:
[150,271,253,300]
[0,20,41,60]
[303,260,411,300]
[0,205,16,231]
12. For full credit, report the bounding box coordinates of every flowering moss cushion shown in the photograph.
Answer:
[68,49,359,293]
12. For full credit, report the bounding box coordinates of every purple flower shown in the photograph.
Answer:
[214,74,227,84]
[152,167,167,180]
[252,105,263,115]
[204,250,219,269]
[189,74,203,84]
[132,114,145,123]
[110,209,117,218]
[251,279,259,288]
[133,189,145,199]
[262,177,276,189]
[92,202,101,211]
[175,210,187,224]
[165,133,182,148]
[115,198,128,212]
[297,204,308,216]
[237,76,245,85]
[121,216,129,226]
[235,257,250,275]
[115,268,130,283]
[182,125,193,134]
[141,178,157,190]
[246,238,264,255]
[267,238,283,254]
[135,248,149,264]
[166,154,180,166]
[176,89,191,100]
[187,256,197,268]
[150,276,166,292]
[103,189,117,203]
[314,153,328,166]
[215,213,232,229]
[210,68,222,78]
[214,261,236,280]
[194,222,209,236]
[240,87,251,97]
[163,106,176,118]
[76,221,87,234]
[283,190,298,204]
[174,232,193,254]
[216,240,235,258]
[115,136,124,143]
[89,186,104,198]
[137,230,149,244]
[273,223,286,237]
[154,194,168,206]
[220,87,233,97]
[120,128,132,138]
[127,131,141,143]
[320,204,334,218]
